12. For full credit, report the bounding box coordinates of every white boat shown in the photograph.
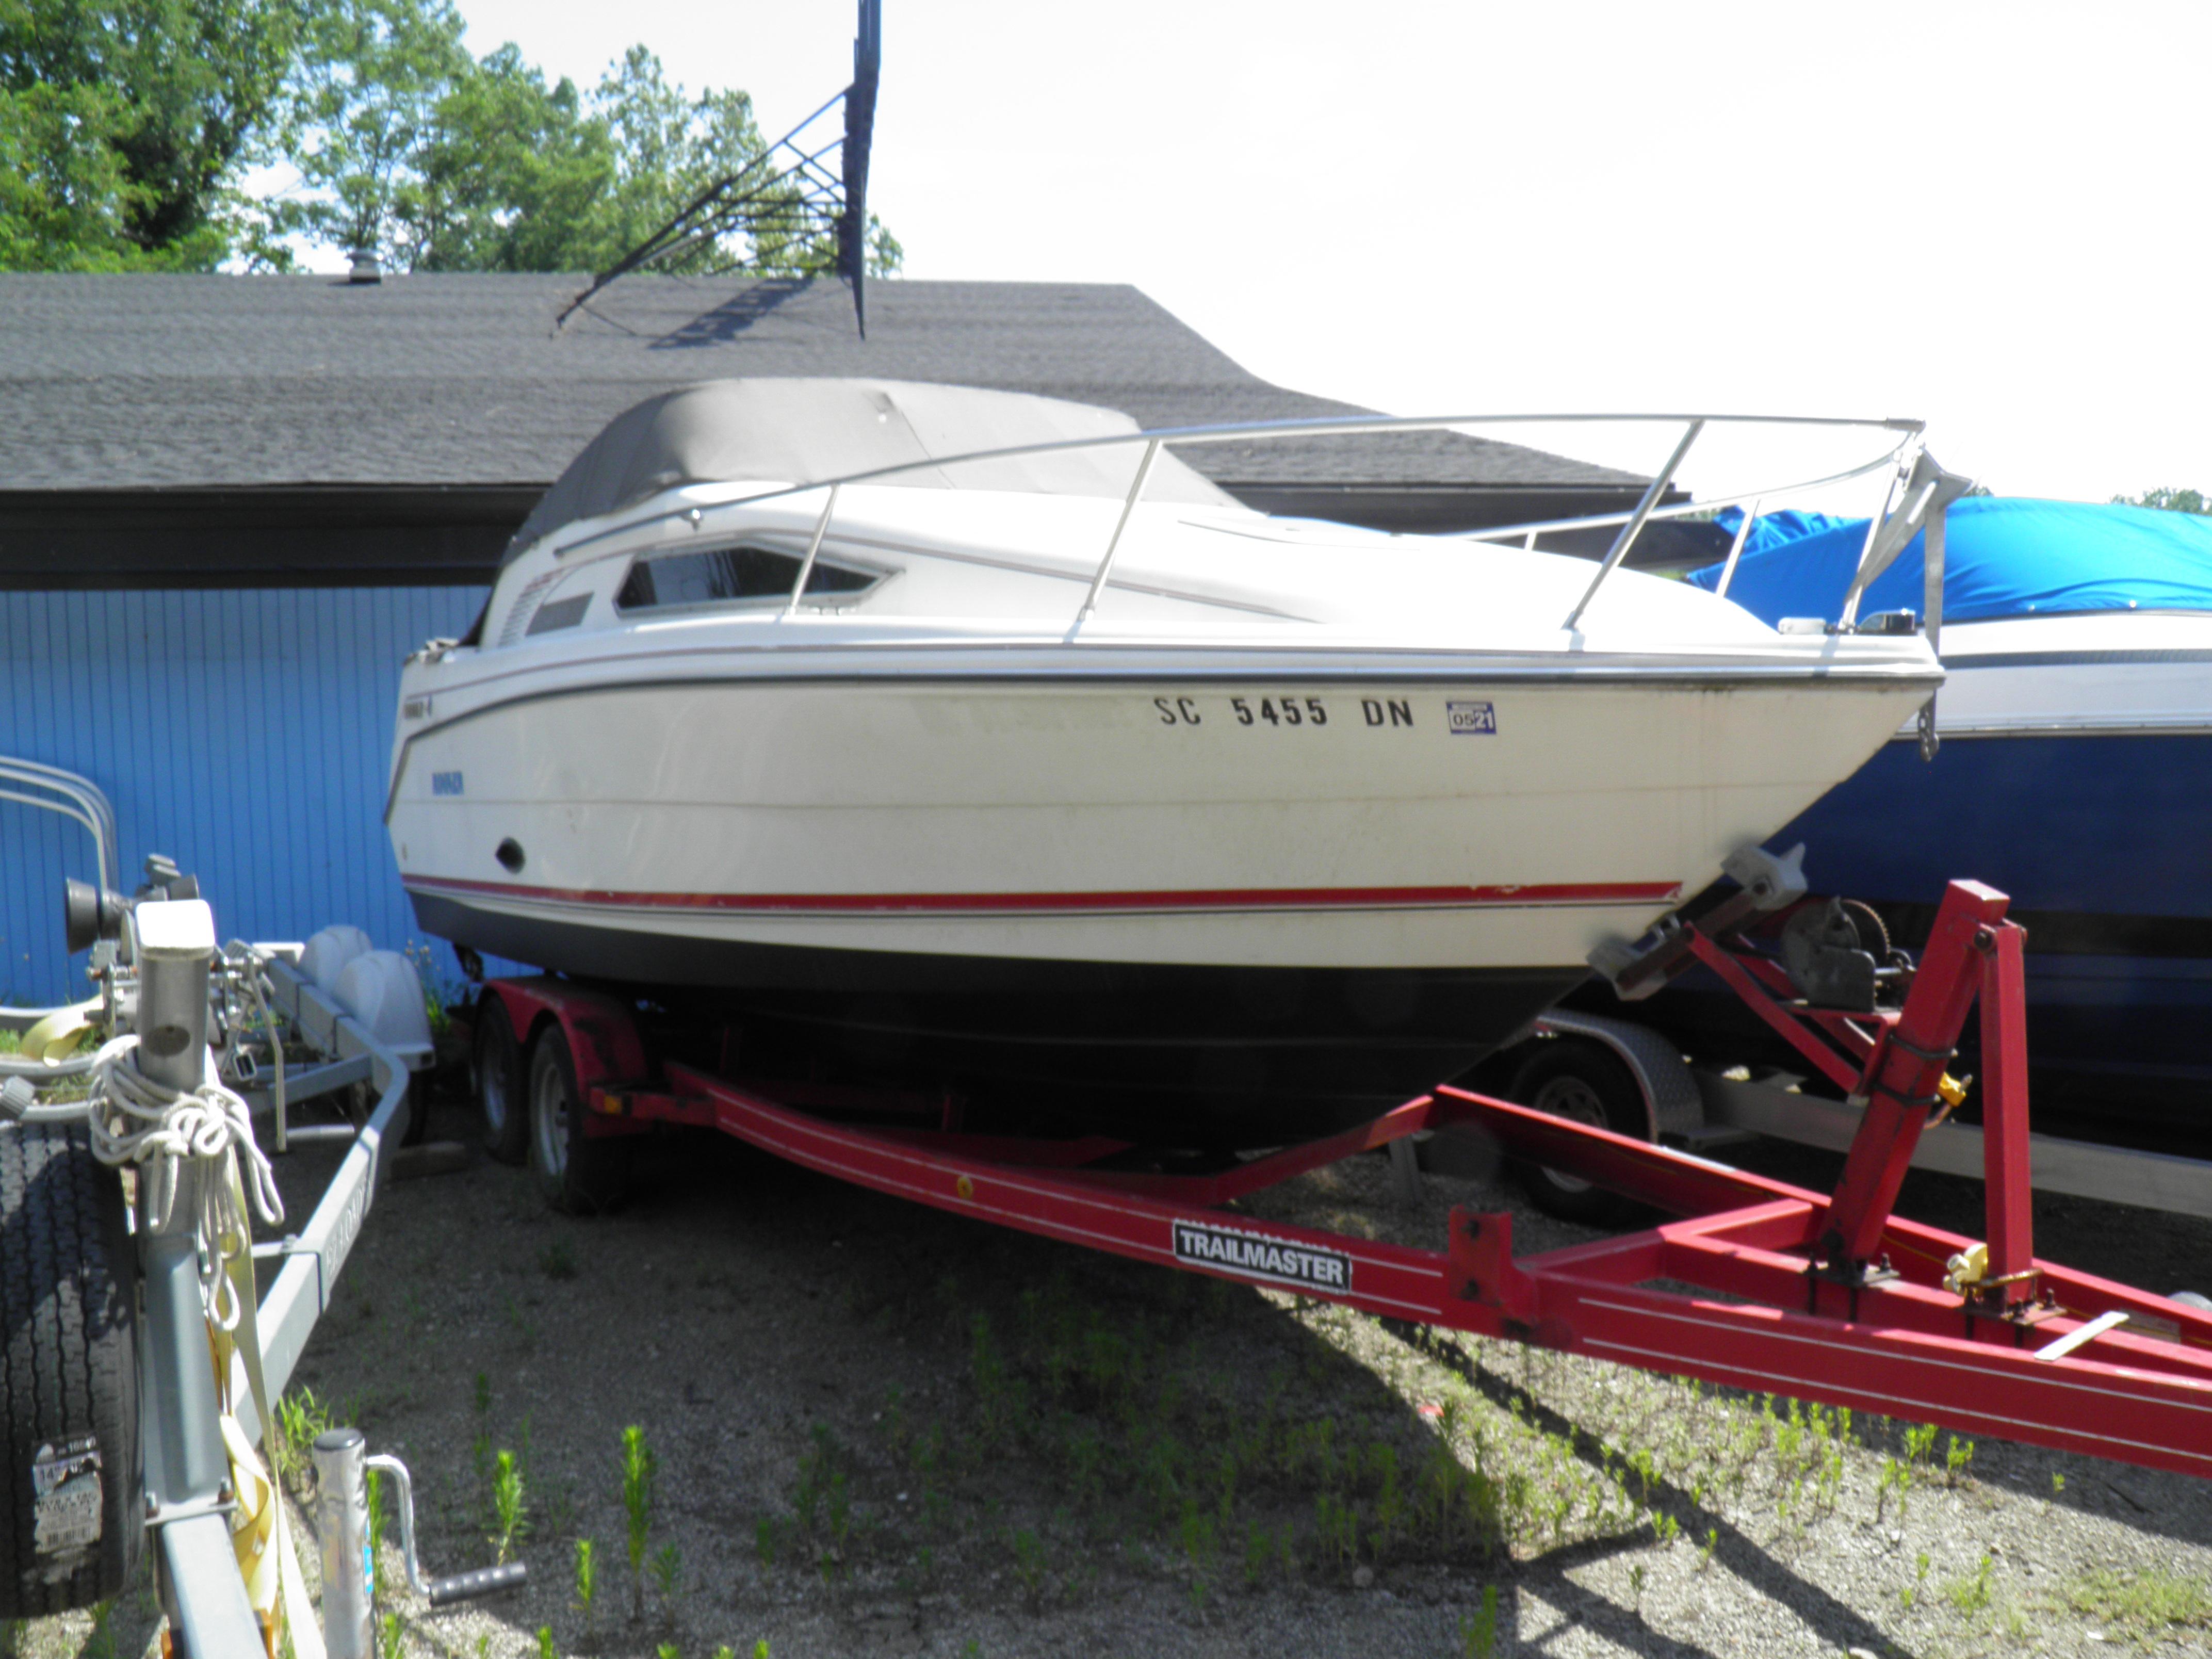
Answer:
[386,380,1943,1142]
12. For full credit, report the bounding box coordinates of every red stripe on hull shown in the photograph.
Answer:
[403,875,1683,916]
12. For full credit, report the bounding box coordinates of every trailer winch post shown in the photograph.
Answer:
[313,1429,377,1659]
[1977,917,2037,1309]
[132,900,265,1656]
[1817,882,2009,1273]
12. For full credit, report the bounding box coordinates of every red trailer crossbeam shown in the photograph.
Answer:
[485,879,2212,1483]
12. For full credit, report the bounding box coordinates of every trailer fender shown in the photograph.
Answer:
[478,979,649,1096]
[1528,1009,1705,1143]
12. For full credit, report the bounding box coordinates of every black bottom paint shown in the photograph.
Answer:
[411,892,1586,1146]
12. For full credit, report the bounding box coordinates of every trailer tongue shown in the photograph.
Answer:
[489,872,2212,1485]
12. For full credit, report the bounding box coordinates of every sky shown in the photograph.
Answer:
[436,0,2212,508]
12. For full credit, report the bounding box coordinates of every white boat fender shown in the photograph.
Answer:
[300,925,375,994]
[331,950,434,1067]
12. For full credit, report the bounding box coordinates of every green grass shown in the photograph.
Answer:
[2062,1567,2212,1643]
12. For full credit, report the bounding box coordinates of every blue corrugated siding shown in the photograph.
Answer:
[0,587,487,1005]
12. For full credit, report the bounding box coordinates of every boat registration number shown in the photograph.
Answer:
[1151,696,1433,729]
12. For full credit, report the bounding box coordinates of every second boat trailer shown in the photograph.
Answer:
[486,865,2212,1483]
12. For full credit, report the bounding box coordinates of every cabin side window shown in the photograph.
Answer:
[615,543,882,613]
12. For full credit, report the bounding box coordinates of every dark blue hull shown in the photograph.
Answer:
[1583,729,2212,1138]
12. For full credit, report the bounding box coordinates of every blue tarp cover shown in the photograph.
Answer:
[1710,506,1855,558]
[1689,497,2212,626]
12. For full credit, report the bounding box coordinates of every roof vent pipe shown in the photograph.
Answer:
[348,250,383,284]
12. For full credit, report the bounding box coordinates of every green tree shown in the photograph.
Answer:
[268,0,470,265]
[0,0,898,275]
[276,13,898,275]
[2114,487,2210,515]
[0,0,300,268]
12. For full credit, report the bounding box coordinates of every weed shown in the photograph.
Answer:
[1945,1552,1997,1616]
[1009,1528,1047,1607]
[650,1541,684,1612]
[1901,1550,1931,1610]
[492,1450,528,1564]
[1944,1434,1975,1485]
[1459,1584,1499,1658]
[2062,1566,2212,1638]
[540,1238,578,1281]
[655,1647,678,1659]
[622,1425,658,1619]
[2051,1471,2065,1495]
[1629,1563,1646,1610]
[755,1644,772,1659]
[380,1611,406,1659]
[1902,1420,1938,1466]
[270,1388,335,1490]
[1242,1521,1273,1589]
[535,1629,555,1659]
[793,1424,841,1537]
[1697,1527,1718,1572]
[573,1538,598,1630]
[755,1516,779,1565]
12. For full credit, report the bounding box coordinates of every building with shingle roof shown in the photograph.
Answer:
[0,272,1665,587]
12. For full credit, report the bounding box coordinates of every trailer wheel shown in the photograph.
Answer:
[1,1121,141,1619]
[527,1026,631,1214]
[1507,1039,1646,1225]
[474,996,528,1165]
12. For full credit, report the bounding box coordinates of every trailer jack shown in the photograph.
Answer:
[311,1431,527,1658]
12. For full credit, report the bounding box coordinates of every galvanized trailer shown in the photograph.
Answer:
[2,839,523,1656]
[478,869,2212,1486]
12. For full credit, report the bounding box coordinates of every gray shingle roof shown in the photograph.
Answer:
[0,272,1642,495]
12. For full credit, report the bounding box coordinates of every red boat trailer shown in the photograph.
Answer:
[481,880,2212,1482]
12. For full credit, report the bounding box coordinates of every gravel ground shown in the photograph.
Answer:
[13,1079,2212,1659]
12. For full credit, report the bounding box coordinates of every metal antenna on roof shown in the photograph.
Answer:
[838,0,880,337]
[557,0,882,335]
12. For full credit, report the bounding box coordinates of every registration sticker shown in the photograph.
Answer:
[1446,701,1497,736]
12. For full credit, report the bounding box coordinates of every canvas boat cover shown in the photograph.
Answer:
[507,378,1238,562]
[1691,496,2212,625]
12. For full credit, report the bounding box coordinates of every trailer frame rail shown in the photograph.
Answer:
[483,877,2212,1484]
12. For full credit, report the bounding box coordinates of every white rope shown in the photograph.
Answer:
[85,1033,285,1329]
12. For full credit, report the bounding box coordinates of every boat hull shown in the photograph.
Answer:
[407,884,1584,1141]
[390,668,1930,1142]
[1783,726,2212,1133]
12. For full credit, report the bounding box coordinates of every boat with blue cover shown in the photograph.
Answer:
[1615,496,2212,1140]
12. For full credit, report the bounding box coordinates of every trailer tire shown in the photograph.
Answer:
[0,1121,141,1619]
[1506,1039,1645,1226]
[527,1026,630,1214]
[474,996,528,1166]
